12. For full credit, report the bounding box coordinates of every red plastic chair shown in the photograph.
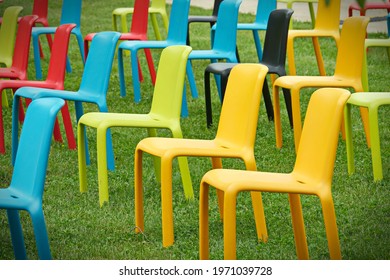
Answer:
[349,0,390,16]
[84,0,156,85]
[0,24,76,154]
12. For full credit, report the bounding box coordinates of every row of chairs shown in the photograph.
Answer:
[0,0,389,260]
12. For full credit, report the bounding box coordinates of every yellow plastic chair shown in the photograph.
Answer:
[77,45,193,207]
[286,0,341,76]
[277,0,317,28]
[112,0,168,40]
[199,88,351,260]
[134,64,269,247]
[273,16,370,152]
[344,92,390,181]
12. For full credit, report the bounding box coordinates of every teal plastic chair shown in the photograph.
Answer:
[186,0,243,99]
[236,0,276,62]
[0,6,23,68]
[32,0,85,79]
[78,45,193,206]
[117,0,191,103]
[12,32,121,169]
[344,92,390,181]
[0,97,65,260]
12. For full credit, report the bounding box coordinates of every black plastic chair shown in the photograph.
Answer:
[186,0,223,46]
[203,9,294,128]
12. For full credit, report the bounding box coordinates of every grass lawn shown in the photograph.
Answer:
[0,0,389,260]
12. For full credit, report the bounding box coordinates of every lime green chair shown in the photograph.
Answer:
[112,0,168,40]
[77,45,193,207]
[277,0,317,28]
[199,88,351,260]
[344,92,390,181]
[134,64,269,248]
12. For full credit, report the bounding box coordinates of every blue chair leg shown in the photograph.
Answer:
[118,48,127,98]
[186,61,199,99]
[253,30,263,62]
[32,32,44,80]
[31,209,52,260]
[181,85,189,117]
[74,102,90,166]
[7,209,27,260]
[130,50,142,103]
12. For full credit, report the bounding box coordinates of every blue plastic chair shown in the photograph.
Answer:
[31,0,85,79]
[236,0,276,62]
[186,0,243,99]
[12,32,121,170]
[0,97,65,260]
[117,0,191,103]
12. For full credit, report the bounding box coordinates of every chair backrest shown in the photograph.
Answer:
[254,0,276,26]
[215,64,268,149]
[293,88,351,185]
[78,31,121,96]
[10,98,65,198]
[129,0,150,34]
[152,0,167,9]
[59,0,82,26]
[212,0,224,17]
[315,0,341,31]
[261,9,293,69]
[334,16,370,80]
[166,0,191,44]
[0,6,24,67]
[9,16,38,80]
[212,0,242,53]
[45,24,76,86]
[150,45,192,119]
[32,0,49,21]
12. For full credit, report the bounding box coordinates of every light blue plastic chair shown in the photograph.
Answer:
[186,0,243,99]
[12,32,121,171]
[236,0,276,62]
[32,0,85,79]
[1,97,65,260]
[117,0,191,103]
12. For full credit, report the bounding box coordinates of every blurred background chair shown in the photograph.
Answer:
[348,0,390,16]
[12,32,121,170]
[117,0,191,104]
[199,88,350,260]
[77,45,193,207]
[277,0,318,28]
[112,0,168,40]
[286,0,341,76]
[186,0,243,99]
[273,16,369,151]
[134,64,269,248]
[203,9,294,128]
[31,0,85,79]
[344,92,390,181]
[0,97,65,260]
[0,24,76,155]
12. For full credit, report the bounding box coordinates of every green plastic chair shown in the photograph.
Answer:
[112,0,168,40]
[0,97,65,260]
[77,45,193,207]
[277,0,317,28]
[344,92,390,181]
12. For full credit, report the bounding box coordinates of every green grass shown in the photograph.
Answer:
[0,0,389,260]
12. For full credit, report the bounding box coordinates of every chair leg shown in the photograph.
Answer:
[160,155,175,247]
[199,181,210,260]
[368,106,383,181]
[96,126,110,207]
[134,148,145,234]
[204,69,214,128]
[150,14,162,40]
[31,209,52,260]
[288,193,309,259]
[312,37,326,76]
[118,48,128,98]
[344,103,356,176]
[223,191,238,260]
[60,102,76,149]
[7,209,27,260]
[0,98,5,154]
[252,29,263,62]
[262,77,275,121]
[282,87,294,128]
[78,122,89,193]
[273,84,283,148]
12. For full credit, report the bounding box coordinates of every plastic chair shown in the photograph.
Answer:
[186,0,223,46]
[112,0,168,40]
[12,32,121,168]
[273,16,370,151]
[0,24,77,155]
[134,64,269,247]
[0,6,23,68]
[344,92,390,181]
[84,0,156,85]
[0,15,38,108]
[186,0,243,99]
[31,0,85,80]
[0,97,65,260]
[286,0,341,76]
[348,0,390,16]
[277,0,318,28]
[203,9,294,128]
[199,88,350,260]
[117,0,191,103]
[78,45,192,207]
